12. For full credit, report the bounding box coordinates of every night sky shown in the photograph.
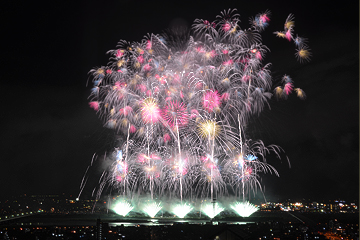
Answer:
[1,0,358,202]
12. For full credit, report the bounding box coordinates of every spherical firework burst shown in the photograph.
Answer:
[162,101,189,128]
[141,97,161,124]
[202,90,221,113]
[197,120,221,140]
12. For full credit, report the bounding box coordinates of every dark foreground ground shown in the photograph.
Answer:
[0,211,358,239]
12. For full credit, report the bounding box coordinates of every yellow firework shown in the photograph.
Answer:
[285,21,294,29]
[117,59,125,67]
[95,68,104,75]
[296,48,311,62]
[274,86,283,99]
[198,120,221,139]
[141,97,161,123]
[295,88,306,100]
[274,31,286,39]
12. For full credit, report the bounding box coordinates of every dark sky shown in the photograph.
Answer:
[1,0,358,202]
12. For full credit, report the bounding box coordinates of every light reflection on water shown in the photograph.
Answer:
[17,220,253,227]
[109,219,253,227]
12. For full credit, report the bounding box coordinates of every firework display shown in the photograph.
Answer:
[84,9,310,218]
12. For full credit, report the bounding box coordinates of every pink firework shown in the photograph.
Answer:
[221,92,230,101]
[222,59,233,66]
[207,50,216,58]
[143,64,151,71]
[207,163,217,169]
[284,82,294,95]
[255,51,262,60]
[222,22,231,32]
[89,101,99,111]
[119,106,133,116]
[129,125,137,133]
[141,98,161,124]
[241,75,251,83]
[115,49,124,58]
[285,29,292,41]
[195,82,203,89]
[149,154,161,160]
[196,46,206,53]
[163,133,171,143]
[200,155,208,163]
[114,81,126,90]
[146,40,152,50]
[137,153,147,163]
[137,55,144,64]
[260,14,270,23]
[203,90,221,112]
[244,167,253,177]
[162,101,189,127]
[190,109,199,119]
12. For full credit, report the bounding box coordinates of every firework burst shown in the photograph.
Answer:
[197,120,221,140]
[162,101,189,128]
[141,97,161,124]
[83,8,310,215]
